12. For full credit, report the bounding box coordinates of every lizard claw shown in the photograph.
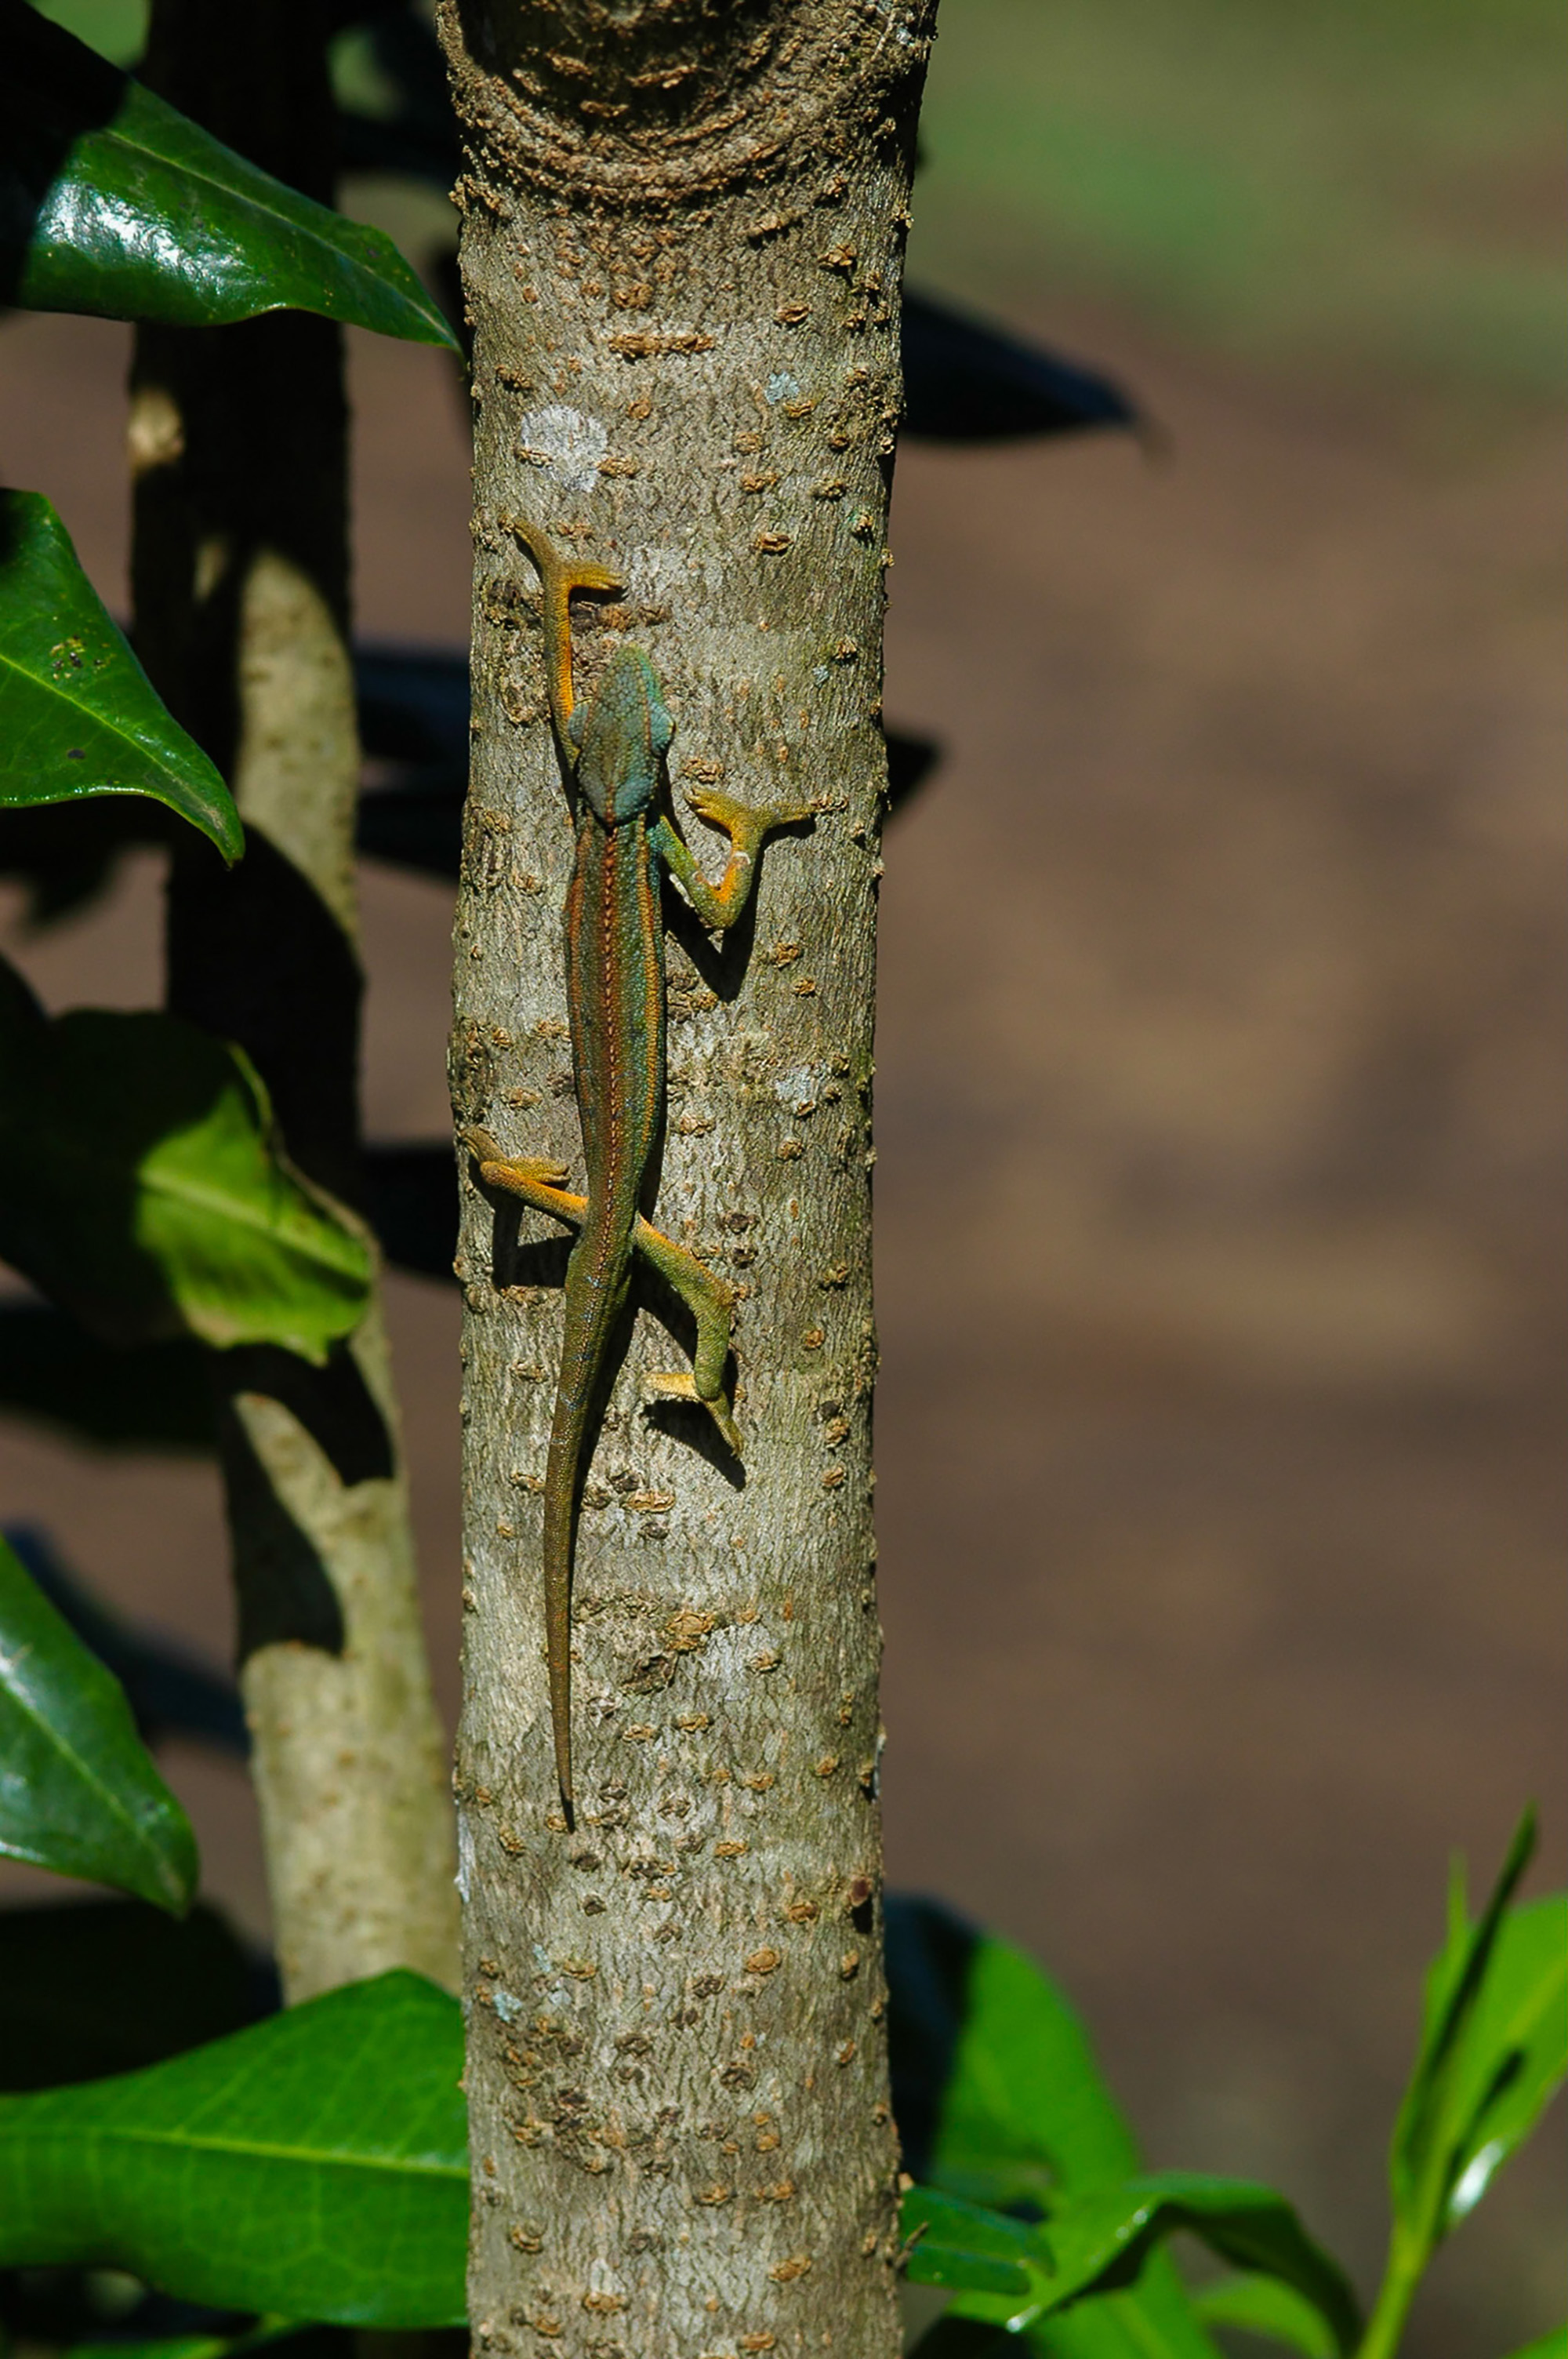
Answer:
[643,1371,744,1459]
[682,785,749,831]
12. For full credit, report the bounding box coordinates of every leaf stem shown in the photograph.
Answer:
[1356,2233,1425,2359]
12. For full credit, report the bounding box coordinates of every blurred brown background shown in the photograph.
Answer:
[2,0,1563,2347]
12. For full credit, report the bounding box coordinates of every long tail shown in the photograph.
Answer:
[542,1215,631,1815]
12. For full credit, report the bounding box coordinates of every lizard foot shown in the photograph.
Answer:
[643,1370,744,1459]
[463,1127,569,1190]
[684,785,814,847]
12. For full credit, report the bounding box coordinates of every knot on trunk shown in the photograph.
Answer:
[438,0,934,203]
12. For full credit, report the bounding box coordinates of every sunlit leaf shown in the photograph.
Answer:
[0,1,457,347]
[903,2187,1038,2298]
[0,1532,197,1914]
[1388,1810,1565,2273]
[932,1929,1139,2209]
[1026,2263,1228,2359]
[0,491,241,860]
[1440,1892,1567,2227]
[889,1913,1221,2355]
[0,1970,466,2325]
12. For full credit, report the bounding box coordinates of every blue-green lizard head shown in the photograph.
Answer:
[568,646,674,824]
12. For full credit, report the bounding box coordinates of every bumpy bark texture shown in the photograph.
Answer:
[440,2,934,2350]
[130,0,458,2001]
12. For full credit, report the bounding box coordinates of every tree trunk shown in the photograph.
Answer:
[439,3,933,2348]
[129,0,459,2002]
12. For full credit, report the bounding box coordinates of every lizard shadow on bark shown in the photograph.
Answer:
[659,808,816,1002]
[474,1178,745,1490]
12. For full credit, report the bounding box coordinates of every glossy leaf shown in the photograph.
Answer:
[1192,2272,1338,2358]
[0,1301,214,1452]
[1440,1891,1567,2226]
[0,1969,466,2325]
[0,977,372,1362]
[0,1531,197,1913]
[0,491,241,860]
[0,2,456,347]
[902,2175,1358,2354]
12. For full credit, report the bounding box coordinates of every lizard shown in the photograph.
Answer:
[463,518,811,1817]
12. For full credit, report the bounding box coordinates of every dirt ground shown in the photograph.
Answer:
[0,300,1562,2350]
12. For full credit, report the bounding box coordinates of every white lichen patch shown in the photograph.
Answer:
[515,406,609,493]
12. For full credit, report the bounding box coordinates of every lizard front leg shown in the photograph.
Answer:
[465,1129,743,1455]
[651,785,814,932]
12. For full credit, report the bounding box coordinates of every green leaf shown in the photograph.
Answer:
[1192,2272,1338,2358]
[1501,2332,1566,2359]
[920,1930,1222,2356]
[933,1932,1140,2210]
[0,981,372,1362]
[1362,1816,1563,2359]
[1391,1812,1566,2255]
[904,2187,1039,2299]
[0,2,458,347]
[1441,1892,1567,2226]
[0,1969,466,2326]
[1027,2259,1228,2359]
[0,1532,197,1913]
[902,2176,1359,2355]
[0,491,241,860]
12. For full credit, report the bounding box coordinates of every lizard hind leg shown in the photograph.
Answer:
[633,1216,744,1458]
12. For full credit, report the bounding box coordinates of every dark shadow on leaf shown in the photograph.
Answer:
[0,1299,213,1451]
[0,5,126,311]
[885,727,942,820]
[913,2323,1013,2357]
[0,793,169,927]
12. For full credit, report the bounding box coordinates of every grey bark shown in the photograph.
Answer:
[130,0,458,2001]
[439,4,934,2350]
